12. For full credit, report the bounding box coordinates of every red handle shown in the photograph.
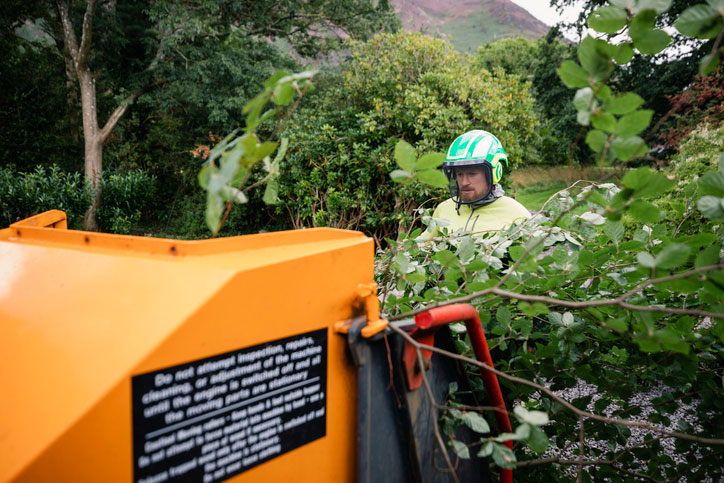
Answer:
[416,304,513,483]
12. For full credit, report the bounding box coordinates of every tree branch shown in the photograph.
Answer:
[388,263,724,321]
[55,0,79,67]
[389,325,724,446]
[98,34,166,143]
[77,0,98,70]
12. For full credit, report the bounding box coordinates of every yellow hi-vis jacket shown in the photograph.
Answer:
[425,196,531,238]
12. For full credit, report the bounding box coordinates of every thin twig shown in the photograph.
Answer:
[415,346,460,482]
[388,263,724,321]
[389,325,724,446]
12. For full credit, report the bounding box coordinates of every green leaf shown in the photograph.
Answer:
[462,412,491,434]
[699,171,724,197]
[605,318,628,332]
[557,60,590,88]
[390,169,412,183]
[675,4,722,38]
[700,52,722,76]
[655,328,690,354]
[262,175,280,205]
[491,443,517,469]
[634,29,672,54]
[586,130,609,152]
[616,110,653,136]
[416,152,445,170]
[594,83,613,101]
[622,167,674,198]
[695,245,722,268]
[509,245,526,261]
[698,196,724,220]
[712,319,724,343]
[394,252,410,273]
[198,165,211,189]
[432,249,459,268]
[577,110,591,126]
[592,112,617,132]
[578,36,612,81]
[477,442,494,458]
[450,440,470,459]
[263,70,290,89]
[405,272,426,283]
[527,425,550,453]
[629,200,661,223]
[588,6,628,33]
[574,87,595,111]
[655,243,691,269]
[497,306,513,326]
[637,0,673,14]
[630,9,656,39]
[256,141,278,161]
[415,169,449,188]
[613,42,635,64]
[638,251,656,268]
[457,236,475,263]
[269,136,289,171]
[394,140,417,172]
[466,259,488,271]
[607,93,645,115]
[676,233,718,248]
[604,220,624,244]
[206,192,224,233]
[514,406,549,425]
[612,136,648,161]
[272,82,295,106]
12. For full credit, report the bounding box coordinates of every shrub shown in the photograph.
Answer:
[0,165,156,234]
[279,32,540,240]
[96,169,156,234]
[0,165,91,228]
[657,67,724,151]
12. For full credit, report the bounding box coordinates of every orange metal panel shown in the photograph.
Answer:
[1,211,372,482]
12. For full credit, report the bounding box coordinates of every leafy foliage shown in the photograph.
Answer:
[277,32,540,240]
[96,169,156,234]
[199,71,315,234]
[657,66,724,150]
[0,165,154,233]
[381,161,724,479]
[380,1,724,480]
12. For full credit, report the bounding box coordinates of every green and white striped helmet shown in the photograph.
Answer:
[443,130,508,184]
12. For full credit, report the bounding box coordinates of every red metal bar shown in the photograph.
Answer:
[415,304,513,483]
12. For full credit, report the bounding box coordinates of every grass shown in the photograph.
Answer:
[510,164,625,212]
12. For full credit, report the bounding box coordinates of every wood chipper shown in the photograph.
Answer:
[1,210,512,482]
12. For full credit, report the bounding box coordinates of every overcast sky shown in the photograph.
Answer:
[509,0,584,26]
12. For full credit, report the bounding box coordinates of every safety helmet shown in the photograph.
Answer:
[442,130,508,207]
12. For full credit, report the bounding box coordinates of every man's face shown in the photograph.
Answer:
[454,166,488,202]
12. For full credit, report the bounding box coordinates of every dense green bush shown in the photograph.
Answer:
[667,122,724,189]
[96,169,156,234]
[0,165,91,228]
[0,165,155,234]
[278,32,540,240]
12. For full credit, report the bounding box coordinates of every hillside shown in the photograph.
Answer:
[391,0,550,52]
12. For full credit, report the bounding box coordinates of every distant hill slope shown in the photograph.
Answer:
[391,0,550,52]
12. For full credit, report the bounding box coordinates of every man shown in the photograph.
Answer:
[426,130,531,237]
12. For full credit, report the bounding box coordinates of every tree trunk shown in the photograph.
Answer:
[55,0,163,231]
[78,70,103,231]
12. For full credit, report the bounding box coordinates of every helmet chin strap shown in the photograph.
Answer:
[454,184,504,213]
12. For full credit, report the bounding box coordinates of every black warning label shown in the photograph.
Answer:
[131,328,327,483]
